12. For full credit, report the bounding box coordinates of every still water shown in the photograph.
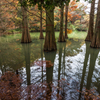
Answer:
[0,35,100,99]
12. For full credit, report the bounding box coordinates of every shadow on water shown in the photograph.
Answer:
[79,41,99,99]
[22,44,31,85]
[44,50,56,99]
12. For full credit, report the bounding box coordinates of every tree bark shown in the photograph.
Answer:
[85,0,95,42]
[65,4,68,39]
[58,5,66,42]
[90,0,100,48]
[21,0,31,43]
[39,9,44,39]
[44,8,57,51]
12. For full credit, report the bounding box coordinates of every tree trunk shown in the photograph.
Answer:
[58,5,66,42]
[21,0,31,43]
[90,0,100,48]
[65,5,68,39]
[39,9,44,39]
[85,0,95,42]
[44,8,57,51]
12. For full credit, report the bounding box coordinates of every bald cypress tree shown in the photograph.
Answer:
[90,0,100,48]
[21,0,31,43]
[85,0,95,42]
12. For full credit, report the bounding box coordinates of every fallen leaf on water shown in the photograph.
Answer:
[62,78,65,81]
[16,39,19,41]
[77,90,80,92]
[15,48,20,50]
[67,83,70,85]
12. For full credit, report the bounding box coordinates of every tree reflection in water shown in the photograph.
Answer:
[79,42,99,99]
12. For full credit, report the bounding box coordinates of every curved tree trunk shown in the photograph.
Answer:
[39,9,44,39]
[44,8,57,51]
[21,0,31,43]
[65,4,68,39]
[58,5,66,42]
[85,0,95,42]
[90,0,100,48]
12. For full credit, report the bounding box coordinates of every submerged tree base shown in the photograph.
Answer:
[85,35,93,42]
[39,37,44,39]
[58,40,66,42]
[85,39,91,42]
[21,41,32,43]
[90,44,100,48]
[58,35,66,42]
[44,49,57,52]
[90,35,100,48]
[65,36,68,39]
[39,33,44,39]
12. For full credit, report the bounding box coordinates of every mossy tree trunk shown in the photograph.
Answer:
[90,0,100,48]
[21,0,31,43]
[44,8,57,51]
[58,5,66,42]
[65,5,68,39]
[39,9,44,39]
[85,0,95,42]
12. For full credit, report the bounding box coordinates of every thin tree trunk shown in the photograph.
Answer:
[58,5,66,42]
[65,4,68,39]
[90,0,100,48]
[21,0,31,43]
[39,9,44,39]
[85,0,95,42]
[44,8,57,51]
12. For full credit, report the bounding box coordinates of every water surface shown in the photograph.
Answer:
[0,35,100,99]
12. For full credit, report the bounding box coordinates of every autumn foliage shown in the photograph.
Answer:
[0,71,22,100]
[0,0,19,34]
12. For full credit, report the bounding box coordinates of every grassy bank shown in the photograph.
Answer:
[0,30,87,43]
[30,30,87,40]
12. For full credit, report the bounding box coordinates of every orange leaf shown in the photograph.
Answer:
[15,48,20,50]
[16,39,19,41]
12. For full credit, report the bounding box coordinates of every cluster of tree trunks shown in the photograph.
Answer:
[86,0,100,48]
[21,0,100,50]
[90,0,100,48]
[85,0,95,42]
[58,5,66,42]
[20,0,69,51]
